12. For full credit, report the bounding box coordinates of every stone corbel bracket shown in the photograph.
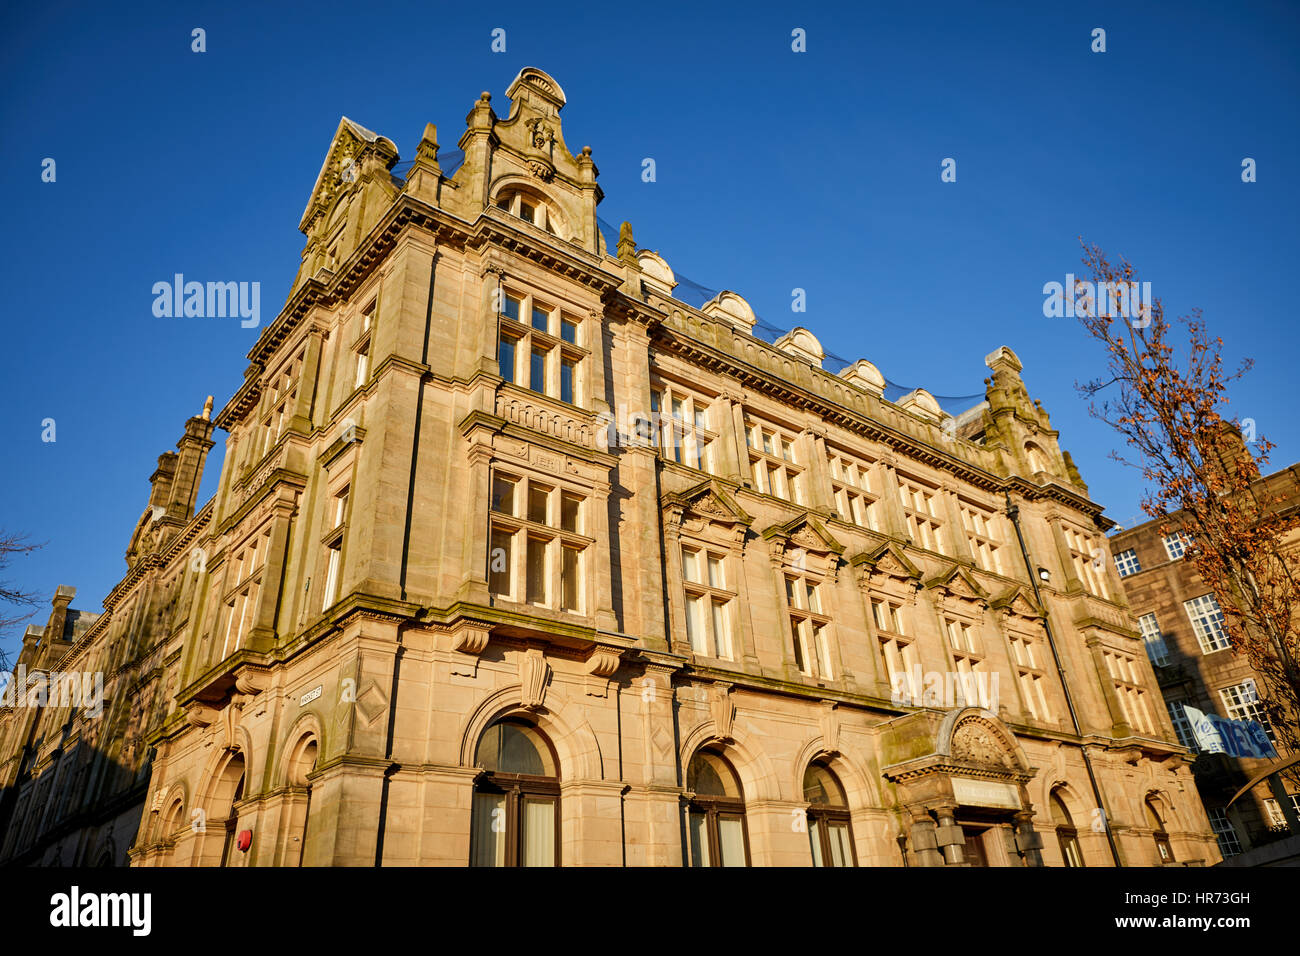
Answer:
[583,645,624,698]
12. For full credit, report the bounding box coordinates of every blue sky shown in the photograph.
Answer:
[2,0,1297,656]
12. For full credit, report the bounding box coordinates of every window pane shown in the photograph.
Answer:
[682,549,701,584]
[561,546,580,612]
[532,306,549,332]
[492,475,516,514]
[560,493,581,532]
[686,595,706,653]
[528,485,549,524]
[489,528,512,596]
[530,346,546,393]
[718,816,746,866]
[521,797,555,866]
[519,201,536,224]
[707,555,723,588]
[527,536,548,604]
[809,817,824,867]
[498,335,516,382]
[503,295,521,321]
[561,317,578,344]
[711,601,729,659]
[805,582,820,613]
[470,791,506,867]
[792,622,808,673]
[828,823,852,866]
[560,357,575,405]
[688,812,710,867]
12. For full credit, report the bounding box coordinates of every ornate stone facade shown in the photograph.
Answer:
[0,67,1218,867]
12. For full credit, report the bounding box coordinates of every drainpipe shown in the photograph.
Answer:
[1005,493,1123,867]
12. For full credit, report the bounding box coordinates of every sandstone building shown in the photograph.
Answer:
[0,67,1218,867]
[1110,461,1300,862]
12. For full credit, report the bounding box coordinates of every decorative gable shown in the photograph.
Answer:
[760,513,844,558]
[662,479,752,528]
[989,585,1043,622]
[849,541,922,588]
[925,564,990,606]
[298,117,399,234]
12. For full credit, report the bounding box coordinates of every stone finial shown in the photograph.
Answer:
[984,346,1023,376]
[617,221,636,263]
[202,396,214,420]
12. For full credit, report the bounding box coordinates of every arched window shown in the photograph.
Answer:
[1025,442,1049,474]
[686,749,749,867]
[804,762,856,866]
[470,719,559,867]
[1145,796,1174,863]
[1050,789,1084,867]
[494,187,561,236]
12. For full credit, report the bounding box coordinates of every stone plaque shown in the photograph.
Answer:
[951,777,1019,809]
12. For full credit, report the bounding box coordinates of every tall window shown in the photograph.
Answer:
[1207,808,1241,857]
[746,418,804,503]
[804,763,856,867]
[1050,790,1084,867]
[1138,613,1170,666]
[489,472,588,613]
[681,545,735,660]
[828,452,880,530]
[259,348,305,460]
[1166,701,1198,751]
[353,298,375,390]
[1185,593,1230,653]
[1145,797,1175,863]
[898,479,945,553]
[470,719,559,867]
[785,573,833,679]
[1220,680,1275,744]
[496,288,586,407]
[1114,548,1141,577]
[1104,649,1154,734]
[686,750,748,867]
[1063,526,1109,599]
[873,598,917,700]
[321,485,349,610]
[1009,631,1051,720]
[651,384,715,472]
[1163,532,1189,561]
[219,528,271,660]
[945,618,985,699]
[959,504,1004,574]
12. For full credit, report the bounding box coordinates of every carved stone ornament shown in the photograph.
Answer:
[820,700,841,756]
[520,647,551,710]
[710,684,736,742]
[951,718,1012,770]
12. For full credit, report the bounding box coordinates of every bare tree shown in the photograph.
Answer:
[0,532,43,673]
[1072,242,1300,781]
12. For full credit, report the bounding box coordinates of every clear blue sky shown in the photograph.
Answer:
[2,0,1297,657]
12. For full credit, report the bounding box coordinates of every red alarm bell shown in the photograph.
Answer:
[237,829,253,852]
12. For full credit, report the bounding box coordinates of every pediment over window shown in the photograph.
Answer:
[924,564,990,606]
[989,585,1043,621]
[662,479,752,528]
[760,514,843,558]
[849,541,922,584]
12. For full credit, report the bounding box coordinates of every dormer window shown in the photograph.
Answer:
[494,187,560,235]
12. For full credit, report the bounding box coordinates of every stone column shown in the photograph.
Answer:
[1013,809,1045,866]
[934,803,967,865]
[801,427,833,512]
[908,808,944,866]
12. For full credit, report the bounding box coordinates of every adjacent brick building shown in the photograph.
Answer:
[0,67,1218,867]
[1110,461,1300,860]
